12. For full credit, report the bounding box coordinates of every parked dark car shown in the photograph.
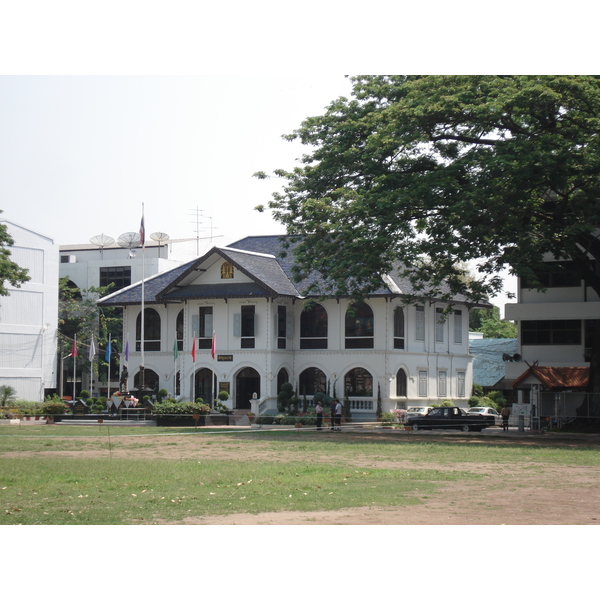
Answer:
[409,406,495,432]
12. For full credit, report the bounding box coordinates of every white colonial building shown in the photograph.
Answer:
[99,236,489,417]
[0,220,58,401]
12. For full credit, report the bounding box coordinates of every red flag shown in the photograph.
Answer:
[191,335,197,363]
[211,331,216,360]
[71,337,78,358]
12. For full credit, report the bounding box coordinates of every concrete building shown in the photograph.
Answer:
[99,235,490,418]
[0,220,58,401]
[504,255,599,423]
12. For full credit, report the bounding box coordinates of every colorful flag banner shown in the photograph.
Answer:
[191,335,197,363]
[71,336,78,358]
[139,214,145,249]
[211,331,216,360]
[88,335,95,362]
[173,339,179,361]
[105,338,112,362]
[125,339,129,362]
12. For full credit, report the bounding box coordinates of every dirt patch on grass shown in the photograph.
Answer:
[8,428,600,525]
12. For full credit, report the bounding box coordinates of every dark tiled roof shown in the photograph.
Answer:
[98,260,196,306]
[162,282,274,300]
[98,235,490,306]
[512,366,590,390]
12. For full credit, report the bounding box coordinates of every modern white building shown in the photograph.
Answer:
[59,236,218,293]
[99,236,490,417]
[0,220,58,401]
[504,255,599,421]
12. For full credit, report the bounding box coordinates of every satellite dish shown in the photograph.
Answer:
[89,234,115,259]
[117,232,141,249]
[90,234,115,248]
[150,232,170,243]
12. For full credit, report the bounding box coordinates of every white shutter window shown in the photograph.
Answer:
[418,370,428,397]
[454,310,463,344]
[191,313,199,337]
[286,313,294,337]
[415,306,425,340]
[435,308,444,343]
[457,371,466,397]
[233,313,241,337]
[438,371,447,397]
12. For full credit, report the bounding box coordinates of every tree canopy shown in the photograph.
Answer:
[256,75,600,305]
[0,212,30,296]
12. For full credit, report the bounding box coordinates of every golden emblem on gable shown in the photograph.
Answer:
[221,262,234,279]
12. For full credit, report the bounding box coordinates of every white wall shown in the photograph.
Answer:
[0,221,58,401]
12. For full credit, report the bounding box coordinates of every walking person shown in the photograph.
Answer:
[501,405,511,431]
[315,400,324,430]
[334,398,343,431]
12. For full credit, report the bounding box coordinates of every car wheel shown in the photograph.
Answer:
[412,423,419,431]
[461,424,470,432]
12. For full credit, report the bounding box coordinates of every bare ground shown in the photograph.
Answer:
[9,426,600,525]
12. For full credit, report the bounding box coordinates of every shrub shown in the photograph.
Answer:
[256,415,274,425]
[43,400,67,415]
[381,412,396,423]
[157,389,169,402]
[217,390,230,402]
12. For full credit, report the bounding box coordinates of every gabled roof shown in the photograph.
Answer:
[511,366,590,391]
[98,235,492,307]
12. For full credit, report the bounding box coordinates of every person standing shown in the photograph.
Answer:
[334,399,343,431]
[501,405,511,431]
[330,399,337,431]
[315,400,324,430]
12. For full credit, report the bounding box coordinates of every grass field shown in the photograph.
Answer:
[2,424,600,525]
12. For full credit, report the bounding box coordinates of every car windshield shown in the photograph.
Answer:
[469,408,484,413]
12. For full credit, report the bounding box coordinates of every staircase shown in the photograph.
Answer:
[231,409,252,426]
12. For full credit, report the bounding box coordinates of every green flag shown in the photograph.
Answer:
[173,339,179,361]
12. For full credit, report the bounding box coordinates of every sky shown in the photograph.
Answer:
[0,74,518,309]
[0,75,354,247]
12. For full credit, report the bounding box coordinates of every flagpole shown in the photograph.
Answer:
[107,333,111,399]
[211,330,216,408]
[73,333,77,399]
[89,334,95,399]
[140,203,146,390]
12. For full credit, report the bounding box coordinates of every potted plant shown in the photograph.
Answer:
[246,411,255,424]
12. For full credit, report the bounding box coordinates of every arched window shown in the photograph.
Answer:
[299,367,326,396]
[277,368,289,393]
[396,368,407,397]
[300,303,328,349]
[134,368,159,392]
[344,367,373,397]
[345,303,374,349]
[176,309,184,351]
[394,307,405,349]
[136,308,161,351]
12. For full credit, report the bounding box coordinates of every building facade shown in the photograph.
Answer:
[504,255,600,422]
[0,220,58,401]
[99,236,488,416]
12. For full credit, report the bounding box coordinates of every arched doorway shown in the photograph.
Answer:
[236,367,260,409]
[194,368,215,406]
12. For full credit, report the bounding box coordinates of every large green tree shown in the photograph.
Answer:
[256,75,600,403]
[0,211,30,295]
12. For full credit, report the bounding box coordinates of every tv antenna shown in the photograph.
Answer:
[89,234,115,259]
